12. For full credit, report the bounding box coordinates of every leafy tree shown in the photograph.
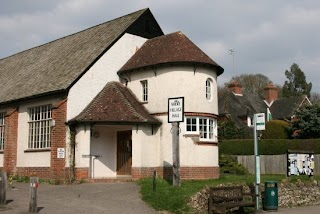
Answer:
[282,63,312,98]
[290,104,320,139]
[227,74,272,97]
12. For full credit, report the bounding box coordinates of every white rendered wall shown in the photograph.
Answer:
[67,33,147,121]
[17,98,60,167]
[75,125,91,168]
[90,126,116,178]
[0,154,3,167]
[156,116,218,167]
[126,65,219,168]
[126,66,218,115]
[132,124,160,167]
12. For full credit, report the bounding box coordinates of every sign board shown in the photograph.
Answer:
[288,152,314,176]
[255,113,265,131]
[57,148,65,159]
[168,97,184,123]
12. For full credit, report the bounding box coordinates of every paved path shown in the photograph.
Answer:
[0,182,157,214]
[1,181,319,213]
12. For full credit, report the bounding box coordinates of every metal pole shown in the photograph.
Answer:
[254,114,260,210]
[172,122,180,187]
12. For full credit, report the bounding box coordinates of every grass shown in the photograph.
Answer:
[138,174,320,214]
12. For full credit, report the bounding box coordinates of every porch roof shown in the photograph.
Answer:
[70,81,161,125]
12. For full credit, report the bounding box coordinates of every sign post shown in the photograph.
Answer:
[254,113,265,211]
[168,97,184,187]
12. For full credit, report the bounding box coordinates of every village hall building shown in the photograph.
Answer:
[0,9,224,181]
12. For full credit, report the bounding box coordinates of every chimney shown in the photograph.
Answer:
[228,81,243,95]
[264,83,278,104]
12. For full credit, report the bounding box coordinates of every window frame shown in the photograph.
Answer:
[185,116,217,142]
[206,78,212,101]
[28,104,52,149]
[0,112,5,151]
[141,80,148,102]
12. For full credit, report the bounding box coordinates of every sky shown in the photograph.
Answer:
[1,0,319,93]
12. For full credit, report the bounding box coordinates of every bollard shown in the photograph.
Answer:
[0,172,7,205]
[153,170,157,192]
[29,177,39,213]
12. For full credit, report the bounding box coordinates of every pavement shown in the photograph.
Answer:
[0,181,157,214]
[0,181,319,214]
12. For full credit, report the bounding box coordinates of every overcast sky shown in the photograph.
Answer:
[1,0,319,92]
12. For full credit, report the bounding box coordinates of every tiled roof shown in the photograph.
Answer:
[0,8,163,104]
[118,32,224,76]
[270,95,309,119]
[219,90,267,118]
[71,81,161,125]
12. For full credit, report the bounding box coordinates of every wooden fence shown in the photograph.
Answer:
[237,154,320,175]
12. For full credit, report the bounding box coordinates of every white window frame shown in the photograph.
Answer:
[0,112,5,151]
[141,80,148,102]
[28,105,52,149]
[185,116,217,141]
[206,79,212,100]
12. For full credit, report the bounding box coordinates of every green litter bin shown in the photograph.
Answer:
[264,181,278,211]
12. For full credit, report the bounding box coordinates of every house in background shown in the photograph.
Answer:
[218,81,312,129]
[0,8,223,181]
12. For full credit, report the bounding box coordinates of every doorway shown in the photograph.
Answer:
[116,131,132,175]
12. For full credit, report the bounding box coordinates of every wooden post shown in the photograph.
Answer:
[0,172,7,205]
[172,122,180,187]
[29,177,39,213]
[153,170,156,192]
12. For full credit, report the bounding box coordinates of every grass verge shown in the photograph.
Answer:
[138,174,319,214]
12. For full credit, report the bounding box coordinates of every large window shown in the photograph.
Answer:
[206,79,212,100]
[0,113,4,150]
[28,105,52,149]
[141,80,148,102]
[186,117,217,141]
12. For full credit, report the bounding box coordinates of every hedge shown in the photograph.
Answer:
[219,139,320,155]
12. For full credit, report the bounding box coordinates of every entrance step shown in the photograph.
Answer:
[89,176,132,183]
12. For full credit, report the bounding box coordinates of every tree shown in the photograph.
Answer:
[290,104,320,139]
[227,74,272,97]
[282,63,312,98]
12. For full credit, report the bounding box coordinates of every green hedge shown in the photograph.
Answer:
[219,139,320,155]
[262,120,290,139]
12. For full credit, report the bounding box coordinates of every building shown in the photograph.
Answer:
[219,81,311,129]
[0,8,223,181]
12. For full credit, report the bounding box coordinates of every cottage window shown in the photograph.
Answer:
[206,79,212,100]
[0,113,5,150]
[185,117,217,141]
[28,105,52,149]
[141,80,148,102]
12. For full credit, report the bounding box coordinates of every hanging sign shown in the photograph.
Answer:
[168,97,184,123]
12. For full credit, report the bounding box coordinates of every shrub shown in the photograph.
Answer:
[262,120,290,139]
[219,154,249,175]
[218,120,252,140]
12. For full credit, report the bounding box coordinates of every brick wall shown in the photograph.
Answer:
[75,167,89,179]
[51,99,68,180]
[4,108,18,174]
[15,167,51,178]
[132,166,219,180]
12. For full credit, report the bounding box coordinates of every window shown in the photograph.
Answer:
[141,80,148,102]
[0,113,4,150]
[186,117,217,141]
[206,79,212,100]
[28,105,52,149]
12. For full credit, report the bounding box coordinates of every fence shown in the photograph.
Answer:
[237,154,320,175]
